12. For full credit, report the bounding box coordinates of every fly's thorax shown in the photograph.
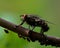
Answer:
[38,20,45,26]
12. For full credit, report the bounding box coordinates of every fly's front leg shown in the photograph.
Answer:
[20,20,25,25]
[18,34,26,39]
[15,20,25,29]
[27,37,30,42]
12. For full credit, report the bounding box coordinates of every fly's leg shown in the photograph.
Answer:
[40,28,44,35]
[20,20,25,25]
[27,37,30,42]
[15,20,25,29]
[29,25,30,30]
[32,26,35,31]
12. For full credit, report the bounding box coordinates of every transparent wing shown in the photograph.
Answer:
[42,19,55,25]
[38,16,55,25]
[45,20,55,25]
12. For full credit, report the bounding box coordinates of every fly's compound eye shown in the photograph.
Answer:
[20,14,27,20]
[20,15,25,20]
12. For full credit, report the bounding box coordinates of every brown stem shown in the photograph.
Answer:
[0,18,60,47]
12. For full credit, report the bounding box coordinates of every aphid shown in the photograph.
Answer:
[4,29,9,33]
[18,14,50,34]
[18,34,26,39]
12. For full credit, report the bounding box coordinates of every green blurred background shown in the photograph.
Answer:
[0,0,60,48]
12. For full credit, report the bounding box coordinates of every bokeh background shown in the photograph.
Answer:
[0,0,60,48]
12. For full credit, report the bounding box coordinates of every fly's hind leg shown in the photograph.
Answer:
[29,25,30,30]
[32,26,35,31]
[40,28,44,35]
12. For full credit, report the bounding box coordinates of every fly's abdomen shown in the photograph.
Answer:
[38,20,49,32]
[42,26,49,32]
[42,23,49,32]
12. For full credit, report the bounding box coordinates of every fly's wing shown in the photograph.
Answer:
[45,20,55,25]
[42,19,55,25]
[28,14,55,24]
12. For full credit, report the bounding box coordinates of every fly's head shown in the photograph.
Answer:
[20,14,27,20]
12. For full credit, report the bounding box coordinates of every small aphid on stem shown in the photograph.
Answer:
[4,29,9,33]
